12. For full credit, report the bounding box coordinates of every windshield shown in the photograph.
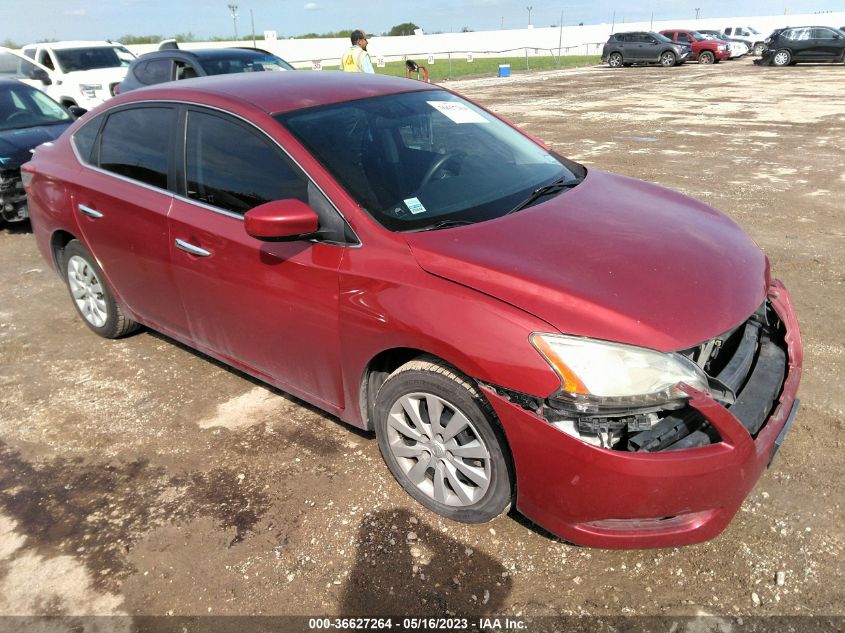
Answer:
[199,52,294,75]
[54,46,135,72]
[0,83,71,131]
[277,91,582,232]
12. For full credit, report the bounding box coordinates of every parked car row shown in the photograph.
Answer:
[0,40,294,224]
[602,24,845,68]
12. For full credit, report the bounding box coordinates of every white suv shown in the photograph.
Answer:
[21,41,135,109]
[722,27,768,55]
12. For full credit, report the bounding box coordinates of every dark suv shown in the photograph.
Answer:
[758,26,845,66]
[602,32,691,68]
[117,47,294,93]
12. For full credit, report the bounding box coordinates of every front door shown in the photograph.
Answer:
[72,105,187,334]
[168,107,346,408]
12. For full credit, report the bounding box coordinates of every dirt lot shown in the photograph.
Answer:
[0,58,843,624]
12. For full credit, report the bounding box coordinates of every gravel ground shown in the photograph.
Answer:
[0,58,843,624]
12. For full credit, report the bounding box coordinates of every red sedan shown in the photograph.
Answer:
[22,72,802,548]
[661,29,732,63]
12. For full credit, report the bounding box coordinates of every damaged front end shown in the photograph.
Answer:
[0,168,28,223]
[503,295,794,454]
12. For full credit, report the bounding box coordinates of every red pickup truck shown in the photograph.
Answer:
[660,29,731,63]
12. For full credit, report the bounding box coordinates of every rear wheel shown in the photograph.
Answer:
[699,51,715,64]
[608,52,623,68]
[753,42,766,56]
[660,51,677,67]
[63,240,139,338]
[373,357,513,524]
[772,49,792,67]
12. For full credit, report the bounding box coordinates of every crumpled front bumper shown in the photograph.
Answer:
[485,280,802,549]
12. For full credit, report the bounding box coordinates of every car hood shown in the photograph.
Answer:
[0,123,72,169]
[63,67,128,84]
[405,169,767,352]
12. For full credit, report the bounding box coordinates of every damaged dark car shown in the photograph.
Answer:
[0,79,75,224]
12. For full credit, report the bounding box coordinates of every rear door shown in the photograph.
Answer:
[785,28,814,60]
[167,106,347,407]
[71,105,187,333]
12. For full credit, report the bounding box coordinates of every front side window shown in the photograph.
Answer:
[37,50,55,70]
[185,110,308,214]
[0,83,72,131]
[98,107,173,189]
[677,33,692,43]
[811,28,836,39]
[278,90,583,232]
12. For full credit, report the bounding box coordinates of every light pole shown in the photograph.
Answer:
[227,3,239,40]
[695,7,700,19]
[526,6,533,27]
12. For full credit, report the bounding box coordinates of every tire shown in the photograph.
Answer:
[753,42,766,56]
[373,356,513,524]
[772,49,792,67]
[699,51,715,64]
[62,240,139,338]
[660,51,677,67]
[608,52,623,68]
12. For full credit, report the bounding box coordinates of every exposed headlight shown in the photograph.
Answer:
[719,45,727,50]
[531,333,709,412]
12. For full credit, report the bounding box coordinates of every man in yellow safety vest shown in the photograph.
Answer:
[342,29,375,73]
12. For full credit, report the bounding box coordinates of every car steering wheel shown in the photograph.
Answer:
[417,152,466,191]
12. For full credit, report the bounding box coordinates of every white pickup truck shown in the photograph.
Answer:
[721,27,769,56]
[20,41,135,109]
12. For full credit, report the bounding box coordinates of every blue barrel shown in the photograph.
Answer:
[498,64,511,77]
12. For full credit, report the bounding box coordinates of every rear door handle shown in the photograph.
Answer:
[175,238,211,257]
[78,204,104,219]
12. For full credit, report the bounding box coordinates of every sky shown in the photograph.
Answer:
[5,0,844,43]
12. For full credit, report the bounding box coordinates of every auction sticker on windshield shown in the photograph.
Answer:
[404,197,427,214]
[427,101,489,124]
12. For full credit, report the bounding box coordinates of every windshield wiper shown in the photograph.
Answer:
[506,175,583,215]
[406,219,476,233]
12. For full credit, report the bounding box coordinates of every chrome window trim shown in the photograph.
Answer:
[69,98,362,247]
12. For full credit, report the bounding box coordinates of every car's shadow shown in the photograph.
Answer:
[1,220,32,235]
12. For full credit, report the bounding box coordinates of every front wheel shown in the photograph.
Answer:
[63,240,139,338]
[373,357,513,524]
[772,49,792,67]
[608,52,623,68]
[660,51,677,67]
[699,51,715,64]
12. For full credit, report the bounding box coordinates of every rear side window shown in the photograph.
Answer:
[135,59,172,85]
[785,28,811,41]
[72,115,103,164]
[99,107,173,189]
[184,110,308,214]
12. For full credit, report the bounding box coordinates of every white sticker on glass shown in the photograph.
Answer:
[427,101,489,124]
[404,197,427,214]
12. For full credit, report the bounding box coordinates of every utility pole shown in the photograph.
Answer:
[227,3,239,40]
[501,15,504,30]
[250,9,256,48]
[650,12,654,30]
[557,9,564,64]
[695,7,700,19]
[611,10,616,34]
[526,6,533,27]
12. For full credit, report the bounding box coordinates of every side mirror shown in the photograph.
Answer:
[68,105,88,118]
[244,199,320,241]
[31,68,52,85]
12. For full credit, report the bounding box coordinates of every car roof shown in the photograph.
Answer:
[23,41,124,50]
[136,48,284,62]
[110,71,441,115]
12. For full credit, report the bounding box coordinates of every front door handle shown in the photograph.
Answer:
[78,204,104,219]
[175,238,211,257]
